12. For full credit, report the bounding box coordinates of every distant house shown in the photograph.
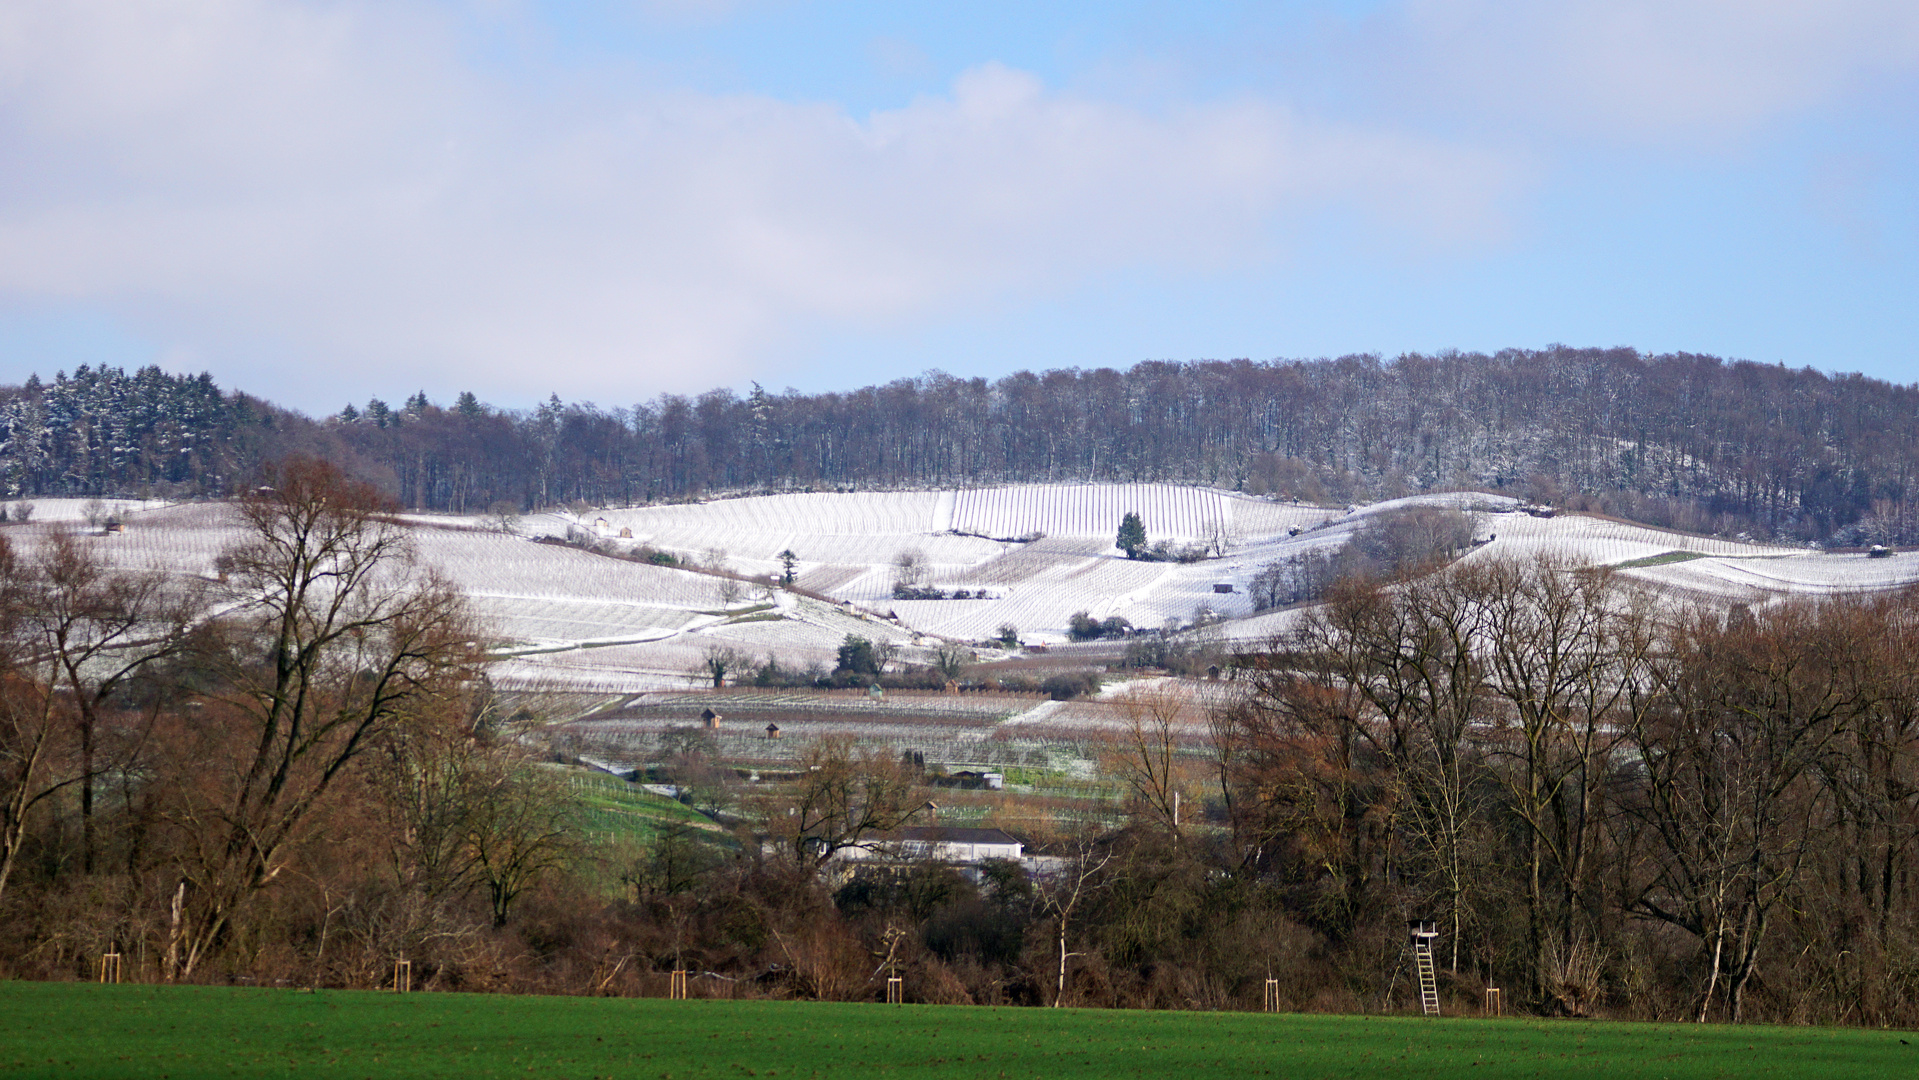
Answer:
[954,770,1004,791]
[836,826,1023,866]
[929,770,1003,791]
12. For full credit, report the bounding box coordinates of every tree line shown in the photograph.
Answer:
[0,460,566,986]
[10,347,1919,542]
[1215,558,1919,1024]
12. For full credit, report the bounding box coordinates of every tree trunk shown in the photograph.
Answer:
[1055,926,1069,1007]
[1696,918,1725,1024]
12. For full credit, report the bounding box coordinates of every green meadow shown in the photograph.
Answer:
[566,770,721,844]
[2,981,1914,1079]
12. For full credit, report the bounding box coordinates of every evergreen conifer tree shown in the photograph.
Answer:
[1117,511,1147,559]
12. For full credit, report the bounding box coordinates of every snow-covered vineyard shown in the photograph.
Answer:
[7,483,1918,701]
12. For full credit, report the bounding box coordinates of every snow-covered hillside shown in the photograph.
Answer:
[8,483,1916,697]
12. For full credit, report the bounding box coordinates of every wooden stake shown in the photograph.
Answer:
[886,976,904,1005]
[99,952,122,984]
[1484,987,1502,1016]
[670,969,689,1000]
[1263,977,1280,1013]
[393,959,411,993]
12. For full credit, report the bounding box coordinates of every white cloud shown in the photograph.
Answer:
[0,0,1515,407]
[1385,0,1919,142]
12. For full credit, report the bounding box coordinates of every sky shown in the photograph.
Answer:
[1,1,1916,415]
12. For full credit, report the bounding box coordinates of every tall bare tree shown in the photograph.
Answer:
[1474,556,1645,1001]
[1624,601,1850,1022]
[169,459,481,977]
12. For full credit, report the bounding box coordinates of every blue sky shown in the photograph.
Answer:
[1,1,1915,413]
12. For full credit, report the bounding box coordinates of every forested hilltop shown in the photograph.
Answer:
[6,346,1918,542]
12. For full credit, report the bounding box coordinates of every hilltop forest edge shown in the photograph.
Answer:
[4,350,1919,1028]
[6,346,1919,546]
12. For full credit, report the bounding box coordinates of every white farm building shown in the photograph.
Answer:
[838,826,1024,866]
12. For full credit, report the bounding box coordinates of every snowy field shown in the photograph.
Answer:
[525,485,1355,655]
[0,496,176,524]
[5,483,1917,701]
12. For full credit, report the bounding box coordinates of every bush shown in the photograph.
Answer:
[1142,540,1210,563]
[892,583,947,600]
[1040,671,1102,700]
[1121,634,1222,677]
[753,655,828,688]
[1068,612,1134,641]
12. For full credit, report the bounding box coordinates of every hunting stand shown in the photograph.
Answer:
[1408,920,1440,1016]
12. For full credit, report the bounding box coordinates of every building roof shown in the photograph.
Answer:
[892,826,1022,846]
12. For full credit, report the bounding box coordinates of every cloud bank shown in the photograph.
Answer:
[1,1,1914,408]
[0,1,1511,406]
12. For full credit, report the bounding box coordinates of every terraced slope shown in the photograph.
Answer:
[11,485,1916,701]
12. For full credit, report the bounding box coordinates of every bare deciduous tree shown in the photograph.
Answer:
[0,532,198,898]
[1105,685,1197,837]
[169,458,481,977]
[1625,601,1849,1022]
[1033,827,1113,1007]
[932,644,972,682]
[1475,556,1645,1002]
[697,645,743,689]
[463,757,578,927]
[761,736,924,870]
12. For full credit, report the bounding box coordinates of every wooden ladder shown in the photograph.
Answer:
[1413,939,1440,1016]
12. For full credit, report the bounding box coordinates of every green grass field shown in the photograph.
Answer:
[562,771,724,845]
[2,982,1914,1079]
